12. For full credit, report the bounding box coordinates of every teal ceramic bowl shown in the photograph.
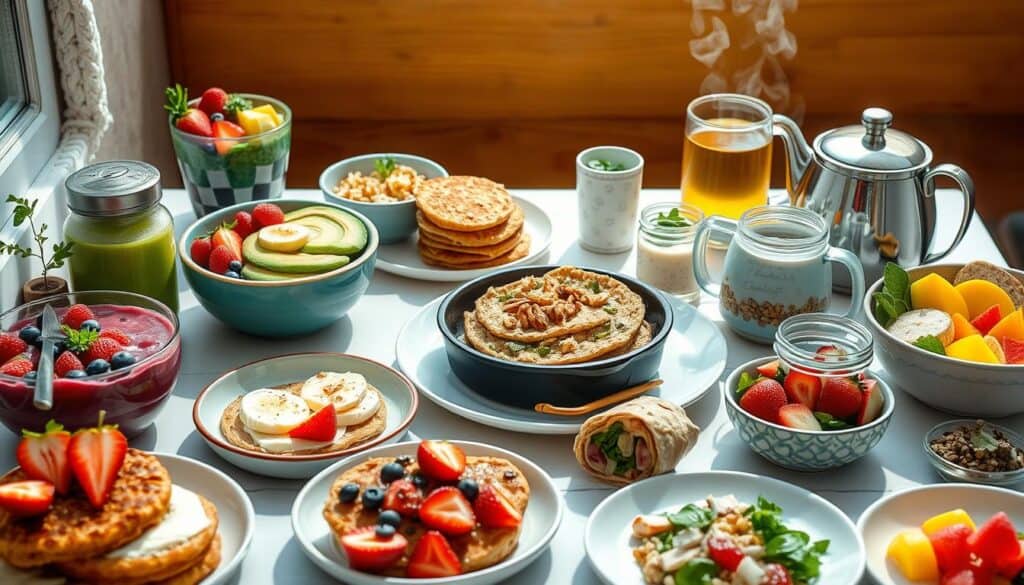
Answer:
[178,198,378,337]
[723,356,895,471]
[318,153,447,244]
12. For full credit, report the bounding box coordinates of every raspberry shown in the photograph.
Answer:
[54,351,84,377]
[1,357,33,377]
[61,304,95,329]
[252,203,284,228]
[83,338,123,363]
[0,334,27,363]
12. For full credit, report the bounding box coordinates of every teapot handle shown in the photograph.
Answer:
[922,163,975,264]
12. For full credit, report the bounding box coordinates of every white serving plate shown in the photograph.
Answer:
[857,483,1024,585]
[375,196,553,282]
[585,471,865,585]
[193,353,418,479]
[291,440,563,585]
[395,293,727,434]
[156,453,255,585]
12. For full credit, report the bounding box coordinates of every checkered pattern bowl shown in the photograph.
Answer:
[169,94,291,217]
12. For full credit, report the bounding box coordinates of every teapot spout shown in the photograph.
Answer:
[772,114,813,204]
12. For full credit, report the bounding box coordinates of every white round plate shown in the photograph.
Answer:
[857,484,1024,585]
[395,293,727,434]
[585,471,865,585]
[291,440,563,585]
[156,453,255,585]
[374,196,552,282]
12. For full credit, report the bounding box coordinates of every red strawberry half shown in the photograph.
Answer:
[782,370,821,410]
[339,526,407,572]
[817,377,863,419]
[190,236,212,268]
[419,486,476,536]
[0,334,27,363]
[54,351,83,377]
[407,530,462,578]
[16,420,71,494]
[68,411,127,508]
[211,224,243,259]
[212,119,245,155]
[197,87,229,117]
[252,203,285,228]
[755,359,783,380]
[1,356,33,377]
[61,304,95,329]
[856,379,885,425]
[288,406,335,442]
[738,378,787,423]
[472,483,522,529]
[383,478,423,518]
[0,480,54,517]
[416,440,466,482]
[777,404,822,431]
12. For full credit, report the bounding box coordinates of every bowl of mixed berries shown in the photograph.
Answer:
[165,84,291,217]
[0,291,181,437]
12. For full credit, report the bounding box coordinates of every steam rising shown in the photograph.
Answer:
[688,0,803,119]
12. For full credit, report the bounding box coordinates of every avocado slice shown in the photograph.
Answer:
[284,206,368,256]
[288,215,349,255]
[242,232,351,274]
[241,263,322,281]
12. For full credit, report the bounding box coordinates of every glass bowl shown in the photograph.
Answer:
[0,290,181,437]
[924,419,1024,486]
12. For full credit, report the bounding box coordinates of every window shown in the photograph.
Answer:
[0,0,28,141]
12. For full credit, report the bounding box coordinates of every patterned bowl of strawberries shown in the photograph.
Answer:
[0,291,181,437]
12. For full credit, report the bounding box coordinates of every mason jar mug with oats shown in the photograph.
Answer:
[682,93,796,219]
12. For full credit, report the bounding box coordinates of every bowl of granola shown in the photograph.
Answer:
[319,153,448,243]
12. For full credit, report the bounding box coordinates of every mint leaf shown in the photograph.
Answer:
[913,335,946,355]
[736,372,758,396]
[873,262,912,326]
[586,159,626,172]
[374,157,397,179]
[656,207,692,228]
[883,262,911,306]
[666,504,713,530]
[970,425,999,451]
[814,412,852,430]
[674,558,718,585]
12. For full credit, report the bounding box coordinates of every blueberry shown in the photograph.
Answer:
[210,112,225,122]
[18,326,40,345]
[64,369,87,378]
[378,510,401,527]
[375,523,396,538]
[395,455,413,466]
[110,351,137,370]
[224,270,241,279]
[457,478,479,501]
[361,487,385,510]
[410,474,428,490]
[339,483,360,503]
[80,319,100,332]
[380,462,405,484]
[228,260,242,272]
[86,359,110,376]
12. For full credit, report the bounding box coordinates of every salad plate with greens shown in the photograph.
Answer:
[585,471,864,584]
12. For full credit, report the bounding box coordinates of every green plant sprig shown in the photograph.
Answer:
[0,195,74,288]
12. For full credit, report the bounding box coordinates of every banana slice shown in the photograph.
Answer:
[300,371,368,413]
[335,388,381,427]
[239,389,311,434]
[257,224,311,252]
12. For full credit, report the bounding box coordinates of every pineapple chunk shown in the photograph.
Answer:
[921,509,976,535]
[251,104,282,126]
[887,529,939,581]
[236,110,276,135]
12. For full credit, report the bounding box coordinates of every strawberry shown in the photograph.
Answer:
[417,440,466,482]
[99,328,132,346]
[288,406,335,442]
[738,378,787,423]
[407,530,462,578]
[16,420,71,494]
[1,356,33,377]
[208,245,238,275]
[0,334,27,363]
[815,344,848,361]
[971,304,1002,336]
[232,211,255,239]
[755,359,783,380]
[339,526,407,572]
[212,119,245,155]
[83,338,123,364]
[706,534,744,571]
[383,478,423,518]
[0,481,54,517]
[61,304,95,329]
[1002,337,1024,365]
[251,203,285,228]
[783,370,821,409]
[164,84,213,137]
[54,351,84,377]
[856,379,884,425]
[763,563,793,585]
[190,236,213,267]
[472,483,522,529]
[419,487,476,536]
[817,377,863,419]
[67,411,127,508]
[211,223,243,258]
[777,404,822,431]
[197,87,229,117]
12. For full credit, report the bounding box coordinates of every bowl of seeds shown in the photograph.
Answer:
[924,419,1024,486]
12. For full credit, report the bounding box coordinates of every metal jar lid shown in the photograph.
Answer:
[65,160,162,216]
[813,108,933,179]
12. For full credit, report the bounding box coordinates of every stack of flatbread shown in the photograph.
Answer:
[462,266,653,365]
[415,176,531,269]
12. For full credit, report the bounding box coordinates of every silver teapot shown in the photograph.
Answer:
[773,107,975,291]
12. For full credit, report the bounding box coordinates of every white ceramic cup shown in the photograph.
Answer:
[576,146,644,254]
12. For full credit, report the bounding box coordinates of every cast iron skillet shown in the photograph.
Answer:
[437,265,673,409]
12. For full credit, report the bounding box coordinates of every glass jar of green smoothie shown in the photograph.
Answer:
[64,161,179,312]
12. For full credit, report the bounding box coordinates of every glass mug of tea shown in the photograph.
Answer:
[682,93,797,219]
[692,206,865,344]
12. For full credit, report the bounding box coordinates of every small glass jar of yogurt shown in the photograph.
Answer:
[635,202,704,303]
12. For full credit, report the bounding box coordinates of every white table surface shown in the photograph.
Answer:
[1,188,1016,585]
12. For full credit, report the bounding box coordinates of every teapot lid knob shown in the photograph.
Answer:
[861,107,893,149]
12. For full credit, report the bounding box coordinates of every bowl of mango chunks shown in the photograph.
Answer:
[864,261,1024,417]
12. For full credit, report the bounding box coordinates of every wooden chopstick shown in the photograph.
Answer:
[533,379,663,416]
